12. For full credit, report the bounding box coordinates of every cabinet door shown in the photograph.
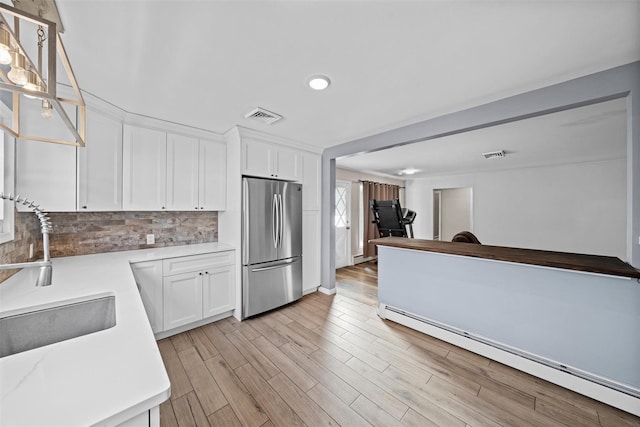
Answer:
[275,147,302,182]
[199,140,226,210]
[166,133,199,211]
[243,140,275,178]
[202,265,235,318]
[16,140,77,212]
[123,125,167,210]
[16,100,77,211]
[130,261,163,334]
[163,271,203,330]
[302,152,321,210]
[302,210,321,293]
[78,110,123,211]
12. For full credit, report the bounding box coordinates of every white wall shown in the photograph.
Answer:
[406,158,627,259]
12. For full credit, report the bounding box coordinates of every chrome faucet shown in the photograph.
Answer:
[0,193,52,286]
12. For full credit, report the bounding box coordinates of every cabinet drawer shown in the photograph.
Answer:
[163,251,234,276]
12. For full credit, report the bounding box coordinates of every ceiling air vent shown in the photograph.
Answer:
[482,150,506,160]
[244,107,283,125]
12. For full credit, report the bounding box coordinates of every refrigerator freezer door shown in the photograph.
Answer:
[243,177,278,265]
[242,256,303,318]
[278,181,303,260]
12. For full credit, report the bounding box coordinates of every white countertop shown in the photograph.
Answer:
[0,242,235,427]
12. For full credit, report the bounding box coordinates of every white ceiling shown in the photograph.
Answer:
[336,97,628,178]
[53,0,639,149]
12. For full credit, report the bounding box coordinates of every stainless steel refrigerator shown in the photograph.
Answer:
[242,177,303,319]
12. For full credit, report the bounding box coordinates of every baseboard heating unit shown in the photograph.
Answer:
[378,304,640,416]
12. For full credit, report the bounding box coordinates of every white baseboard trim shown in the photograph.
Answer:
[303,286,319,296]
[318,286,337,295]
[353,255,376,265]
[155,309,235,340]
[382,307,640,417]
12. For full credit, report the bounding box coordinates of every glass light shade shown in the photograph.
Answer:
[0,28,11,65]
[0,48,11,65]
[41,100,53,119]
[8,66,27,85]
[23,69,43,99]
[8,51,27,85]
[0,27,11,65]
[308,75,331,90]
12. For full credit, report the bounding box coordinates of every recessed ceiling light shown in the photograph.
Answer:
[308,75,331,91]
[398,168,419,175]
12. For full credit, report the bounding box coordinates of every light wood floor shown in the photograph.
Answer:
[158,261,640,426]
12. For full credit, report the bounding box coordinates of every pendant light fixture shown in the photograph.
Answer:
[0,24,12,64]
[40,99,52,118]
[7,50,27,85]
[23,67,44,98]
[0,1,85,146]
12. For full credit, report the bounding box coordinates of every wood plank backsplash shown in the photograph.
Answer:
[0,210,218,283]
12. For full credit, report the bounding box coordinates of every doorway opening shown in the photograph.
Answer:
[433,187,473,241]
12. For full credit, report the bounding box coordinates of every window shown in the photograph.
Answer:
[335,186,348,227]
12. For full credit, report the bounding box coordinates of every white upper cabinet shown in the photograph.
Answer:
[243,139,273,178]
[123,125,167,211]
[199,139,226,210]
[166,134,226,211]
[124,128,227,211]
[15,91,227,213]
[16,140,77,212]
[276,146,303,182]
[166,133,199,211]
[16,102,77,212]
[242,139,302,181]
[78,110,123,211]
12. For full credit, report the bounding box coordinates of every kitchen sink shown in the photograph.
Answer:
[0,295,116,358]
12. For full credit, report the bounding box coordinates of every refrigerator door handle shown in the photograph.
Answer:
[278,193,284,248]
[242,178,250,263]
[276,193,281,248]
[272,194,279,248]
[250,259,296,272]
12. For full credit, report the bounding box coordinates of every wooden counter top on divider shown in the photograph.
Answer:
[370,237,640,279]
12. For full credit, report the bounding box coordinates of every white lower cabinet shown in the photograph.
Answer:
[163,271,203,330]
[132,250,235,337]
[203,265,235,318]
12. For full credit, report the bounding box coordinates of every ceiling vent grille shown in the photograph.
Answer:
[244,107,283,125]
[482,150,506,160]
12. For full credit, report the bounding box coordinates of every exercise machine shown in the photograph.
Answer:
[370,199,417,238]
